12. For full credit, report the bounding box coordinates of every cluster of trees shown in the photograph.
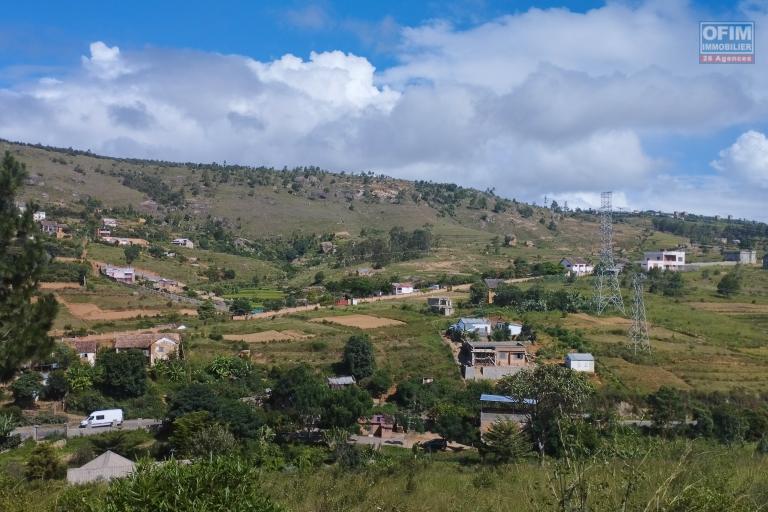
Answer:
[119,169,185,208]
[646,267,685,296]
[652,216,768,246]
[647,387,768,445]
[470,282,585,313]
[335,226,432,267]
[39,261,90,283]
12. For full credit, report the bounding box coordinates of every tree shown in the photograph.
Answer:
[342,334,376,380]
[432,403,477,445]
[268,365,328,433]
[96,350,148,399]
[322,386,373,429]
[648,386,687,432]
[123,244,141,264]
[11,372,42,408]
[497,365,593,457]
[469,282,488,305]
[197,299,218,323]
[366,369,392,398]
[480,420,530,463]
[313,271,325,284]
[25,442,64,480]
[0,152,58,381]
[229,297,252,316]
[41,369,68,401]
[717,270,741,297]
[188,423,237,459]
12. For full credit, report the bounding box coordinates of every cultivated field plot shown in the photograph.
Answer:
[40,282,82,290]
[223,330,312,343]
[685,302,768,314]
[310,314,405,329]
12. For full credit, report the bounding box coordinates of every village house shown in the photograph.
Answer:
[39,220,68,239]
[101,217,118,228]
[358,414,397,439]
[427,297,454,316]
[723,249,757,265]
[454,317,492,336]
[320,241,335,254]
[32,211,46,222]
[559,257,594,276]
[101,265,135,284]
[66,340,102,365]
[483,278,505,303]
[764,253,768,270]
[172,238,194,249]
[97,228,111,238]
[488,316,523,337]
[479,394,533,431]
[356,268,373,277]
[114,333,180,365]
[391,282,414,295]
[327,376,356,389]
[67,451,135,484]
[565,353,595,373]
[642,250,686,271]
[101,236,149,247]
[462,340,530,380]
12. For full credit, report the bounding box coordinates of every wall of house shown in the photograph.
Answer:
[568,360,594,373]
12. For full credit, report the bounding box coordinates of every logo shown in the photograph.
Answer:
[700,22,754,63]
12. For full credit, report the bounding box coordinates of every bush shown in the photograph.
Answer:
[25,442,65,480]
[11,372,42,408]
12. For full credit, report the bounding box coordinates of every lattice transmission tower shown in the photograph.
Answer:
[594,191,625,315]
[628,273,651,352]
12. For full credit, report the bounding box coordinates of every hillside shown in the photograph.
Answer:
[1,139,694,264]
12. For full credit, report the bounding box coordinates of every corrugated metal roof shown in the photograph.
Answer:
[327,376,356,385]
[566,353,594,361]
[480,394,537,405]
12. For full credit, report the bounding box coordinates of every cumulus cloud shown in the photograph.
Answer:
[1,1,768,218]
[712,131,768,188]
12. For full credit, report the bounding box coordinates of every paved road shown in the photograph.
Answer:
[13,418,162,441]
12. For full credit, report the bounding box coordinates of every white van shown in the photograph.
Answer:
[80,409,124,428]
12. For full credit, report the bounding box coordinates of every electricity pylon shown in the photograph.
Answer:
[629,273,651,353]
[594,191,625,315]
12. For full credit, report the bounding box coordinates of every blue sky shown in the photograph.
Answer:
[1,1,768,218]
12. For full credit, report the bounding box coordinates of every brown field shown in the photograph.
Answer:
[566,313,632,328]
[40,282,82,290]
[223,330,313,343]
[310,314,405,329]
[685,302,768,314]
[58,296,196,321]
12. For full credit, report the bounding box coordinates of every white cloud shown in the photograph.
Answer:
[1,1,768,219]
[81,41,131,80]
[712,130,768,188]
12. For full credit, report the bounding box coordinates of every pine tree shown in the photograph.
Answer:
[0,151,58,381]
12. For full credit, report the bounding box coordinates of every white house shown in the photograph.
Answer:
[101,265,135,284]
[560,257,594,276]
[102,217,118,228]
[455,317,492,336]
[391,282,414,295]
[33,211,46,222]
[172,238,194,249]
[565,353,595,373]
[643,250,685,271]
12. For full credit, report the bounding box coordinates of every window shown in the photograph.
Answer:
[96,415,104,420]
[157,347,164,353]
